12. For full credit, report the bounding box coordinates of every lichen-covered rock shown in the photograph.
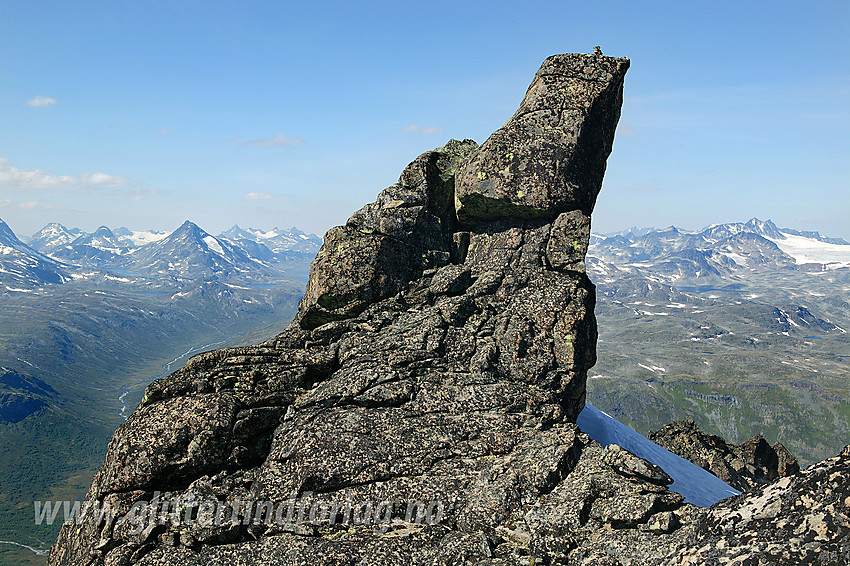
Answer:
[50,51,617,566]
[667,445,850,565]
[649,420,800,492]
[546,210,591,272]
[455,52,629,224]
[298,140,477,329]
[50,51,847,566]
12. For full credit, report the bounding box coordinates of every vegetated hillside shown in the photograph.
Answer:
[0,218,319,564]
[586,220,850,466]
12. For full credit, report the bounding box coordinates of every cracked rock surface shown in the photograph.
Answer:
[649,419,800,492]
[50,52,850,566]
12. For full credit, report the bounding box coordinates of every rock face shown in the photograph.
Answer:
[50,52,850,566]
[455,53,627,223]
[649,420,800,492]
[298,140,477,329]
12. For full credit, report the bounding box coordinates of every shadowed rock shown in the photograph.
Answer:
[298,140,477,329]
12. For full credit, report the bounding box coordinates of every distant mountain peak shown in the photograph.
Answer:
[176,219,202,232]
[91,225,117,237]
[0,218,17,242]
[218,225,322,256]
[0,217,67,287]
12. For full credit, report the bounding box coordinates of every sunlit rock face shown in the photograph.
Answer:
[53,51,850,566]
[455,53,628,223]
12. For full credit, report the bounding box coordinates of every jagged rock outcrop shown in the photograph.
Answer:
[455,53,625,223]
[667,445,850,565]
[648,420,800,492]
[298,140,477,329]
[50,52,850,566]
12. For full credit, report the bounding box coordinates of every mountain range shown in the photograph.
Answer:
[0,216,323,426]
[0,217,321,564]
[590,218,850,279]
[585,217,850,467]
[5,220,322,283]
[3,213,849,563]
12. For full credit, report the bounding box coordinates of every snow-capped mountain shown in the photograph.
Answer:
[130,220,269,279]
[589,218,850,284]
[220,225,322,257]
[218,226,276,263]
[0,218,66,289]
[48,226,134,267]
[699,218,786,243]
[27,222,84,254]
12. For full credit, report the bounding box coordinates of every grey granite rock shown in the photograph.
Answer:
[298,140,478,329]
[455,52,629,224]
[49,51,849,566]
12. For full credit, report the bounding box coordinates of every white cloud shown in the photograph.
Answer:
[617,124,636,137]
[401,123,442,134]
[154,127,171,134]
[244,192,273,200]
[0,157,136,190]
[229,134,305,148]
[126,188,164,201]
[27,96,57,108]
[0,198,51,209]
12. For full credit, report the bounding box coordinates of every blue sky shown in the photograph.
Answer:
[1,1,848,240]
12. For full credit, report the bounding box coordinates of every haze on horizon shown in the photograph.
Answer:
[1,1,848,240]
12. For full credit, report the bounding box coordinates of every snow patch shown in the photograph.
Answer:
[5,286,33,292]
[124,230,168,246]
[576,404,740,507]
[202,236,226,256]
[766,233,850,269]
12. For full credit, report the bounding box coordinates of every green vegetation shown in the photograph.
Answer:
[0,275,304,563]
[588,268,850,466]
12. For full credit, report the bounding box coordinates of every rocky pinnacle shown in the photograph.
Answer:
[49,52,850,566]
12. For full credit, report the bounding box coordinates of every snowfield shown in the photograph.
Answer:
[202,235,226,256]
[768,233,850,269]
[577,404,740,507]
[122,229,168,246]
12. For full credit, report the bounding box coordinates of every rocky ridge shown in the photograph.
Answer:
[649,420,800,492]
[50,52,849,566]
